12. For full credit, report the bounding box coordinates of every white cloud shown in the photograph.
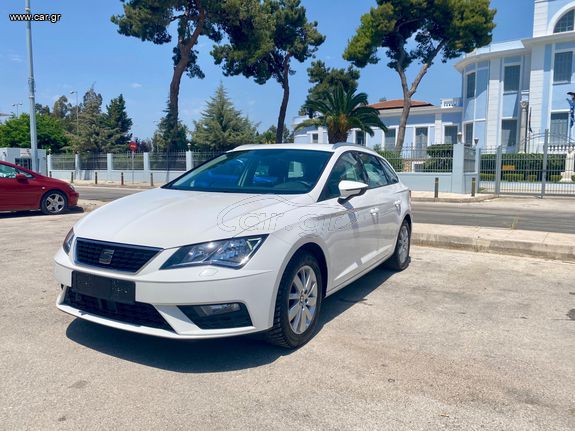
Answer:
[9,54,23,63]
[130,82,143,88]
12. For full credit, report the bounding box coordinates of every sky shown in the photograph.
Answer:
[0,0,534,139]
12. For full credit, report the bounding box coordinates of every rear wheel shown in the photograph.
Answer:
[384,220,411,271]
[267,252,323,349]
[41,191,67,215]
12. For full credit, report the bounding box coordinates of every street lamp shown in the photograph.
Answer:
[70,90,79,136]
[25,0,39,172]
[12,103,23,117]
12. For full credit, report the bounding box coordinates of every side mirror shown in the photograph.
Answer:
[15,173,28,182]
[338,180,368,201]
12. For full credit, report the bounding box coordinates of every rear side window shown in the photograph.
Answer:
[321,152,366,201]
[378,159,400,184]
[356,153,390,189]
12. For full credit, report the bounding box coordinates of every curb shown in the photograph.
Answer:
[412,231,575,262]
[412,195,496,203]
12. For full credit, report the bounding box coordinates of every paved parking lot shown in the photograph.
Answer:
[1,213,574,430]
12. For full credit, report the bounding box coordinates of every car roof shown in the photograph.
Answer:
[231,142,380,155]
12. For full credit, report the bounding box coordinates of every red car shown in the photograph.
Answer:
[0,161,79,215]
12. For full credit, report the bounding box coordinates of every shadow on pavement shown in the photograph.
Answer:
[65,266,397,373]
[0,207,84,219]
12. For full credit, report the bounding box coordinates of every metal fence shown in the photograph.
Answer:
[51,154,75,170]
[192,151,221,167]
[113,152,145,170]
[377,145,454,173]
[149,151,187,170]
[79,153,108,170]
[479,131,575,197]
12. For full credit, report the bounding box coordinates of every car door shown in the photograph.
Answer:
[0,164,41,210]
[355,152,398,258]
[318,152,380,290]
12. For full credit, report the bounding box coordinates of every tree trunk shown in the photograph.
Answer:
[276,56,291,143]
[396,96,411,152]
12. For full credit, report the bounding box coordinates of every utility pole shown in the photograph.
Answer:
[70,90,79,136]
[25,0,38,172]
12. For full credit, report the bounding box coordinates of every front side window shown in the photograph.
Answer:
[166,149,332,194]
[554,10,575,33]
[501,119,518,149]
[0,164,18,179]
[466,72,476,98]
[554,51,573,83]
[356,153,389,188]
[321,152,366,200]
[504,65,520,92]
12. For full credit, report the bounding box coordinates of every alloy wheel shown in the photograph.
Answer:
[45,193,65,214]
[287,265,318,335]
[398,224,410,264]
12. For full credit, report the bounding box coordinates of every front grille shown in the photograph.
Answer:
[178,304,253,330]
[64,288,172,331]
[75,238,161,273]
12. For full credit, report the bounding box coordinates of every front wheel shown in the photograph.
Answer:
[384,220,411,271]
[41,191,67,215]
[266,252,323,349]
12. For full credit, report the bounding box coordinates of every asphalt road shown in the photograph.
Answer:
[76,186,575,234]
[1,213,574,430]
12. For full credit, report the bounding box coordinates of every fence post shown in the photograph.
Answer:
[121,172,124,186]
[471,177,476,197]
[434,177,439,199]
[495,146,502,196]
[94,171,98,185]
[143,152,151,173]
[150,172,154,187]
[107,153,113,182]
[541,129,549,199]
[70,171,74,184]
[74,153,80,180]
[47,153,53,173]
[475,147,481,193]
[451,143,465,193]
[186,150,193,170]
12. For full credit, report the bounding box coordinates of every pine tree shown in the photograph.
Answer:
[76,88,109,153]
[105,94,133,151]
[192,84,259,151]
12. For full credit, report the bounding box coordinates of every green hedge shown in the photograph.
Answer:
[549,174,562,183]
[502,173,524,182]
[480,173,495,181]
[572,174,575,182]
[481,153,566,181]
[422,144,453,172]
[374,148,404,172]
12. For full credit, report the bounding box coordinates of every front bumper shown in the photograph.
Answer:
[54,247,278,339]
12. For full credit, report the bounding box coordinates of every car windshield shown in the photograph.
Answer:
[165,149,333,194]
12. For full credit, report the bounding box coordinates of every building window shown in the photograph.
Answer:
[355,131,365,146]
[504,65,520,92]
[466,72,476,98]
[415,127,428,151]
[384,129,396,150]
[311,133,319,144]
[464,123,473,145]
[550,112,570,139]
[444,125,458,145]
[554,51,573,83]
[501,120,518,149]
[554,10,575,33]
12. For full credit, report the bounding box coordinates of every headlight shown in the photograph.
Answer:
[161,235,267,270]
[63,228,75,255]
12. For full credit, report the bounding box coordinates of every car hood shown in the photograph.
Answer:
[73,188,315,249]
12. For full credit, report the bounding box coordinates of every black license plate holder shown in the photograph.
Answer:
[71,271,135,304]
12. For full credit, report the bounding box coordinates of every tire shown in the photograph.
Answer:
[41,190,68,215]
[384,219,411,271]
[266,252,323,349]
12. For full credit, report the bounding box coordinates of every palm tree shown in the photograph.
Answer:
[295,85,387,144]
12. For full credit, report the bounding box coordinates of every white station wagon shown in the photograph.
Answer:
[55,143,412,348]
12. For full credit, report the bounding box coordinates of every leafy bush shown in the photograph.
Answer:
[480,153,567,181]
[572,174,575,182]
[375,149,403,172]
[549,174,562,183]
[480,173,495,181]
[422,144,453,172]
[502,173,524,182]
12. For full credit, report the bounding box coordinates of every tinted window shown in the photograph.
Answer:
[356,153,389,188]
[0,164,18,179]
[166,149,332,195]
[378,159,399,184]
[554,51,573,83]
[321,152,365,200]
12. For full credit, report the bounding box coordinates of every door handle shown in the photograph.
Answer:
[370,207,380,215]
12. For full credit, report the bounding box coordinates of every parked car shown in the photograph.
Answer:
[0,161,79,215]
[54,143,411,348]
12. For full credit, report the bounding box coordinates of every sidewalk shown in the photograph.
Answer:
[412,223,575,262]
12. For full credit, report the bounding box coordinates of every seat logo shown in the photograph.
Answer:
[98,248,115,265]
